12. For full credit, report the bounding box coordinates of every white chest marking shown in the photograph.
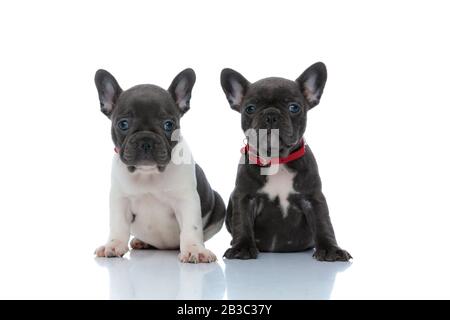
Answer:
[110,138,201,249]
[259,165,297,218]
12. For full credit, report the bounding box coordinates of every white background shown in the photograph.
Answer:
[0,0,449,299]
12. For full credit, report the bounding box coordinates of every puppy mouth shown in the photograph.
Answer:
[121,151,170,167]
[248,128,297,157]
[127,164,165,174]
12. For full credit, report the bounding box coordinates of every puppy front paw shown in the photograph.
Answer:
[179,245,217,263]
[313,246,352,262]
[224,246,258,260]
[95,239,129,258]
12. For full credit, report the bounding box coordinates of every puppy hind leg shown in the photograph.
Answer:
[300,194,352,262]
[130,238,157,250]
[223,196,259,260]
[203,191,226,241]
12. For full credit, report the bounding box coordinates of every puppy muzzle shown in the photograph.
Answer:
[121,131,171,166]
[250,108,297,157]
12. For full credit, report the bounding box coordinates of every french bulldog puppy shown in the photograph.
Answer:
[94,68,225,263]
[220,62,351,261]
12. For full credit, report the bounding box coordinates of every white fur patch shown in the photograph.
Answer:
[270,235,277,251]
[129,192,180,249]
[301,199,313,211]
[259,165,297,218]
[97,138,216,263]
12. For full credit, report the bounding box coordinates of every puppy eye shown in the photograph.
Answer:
[163,120,175,132]
[117,119,129,131]
[245,105,256,114]
[288,103,301,113]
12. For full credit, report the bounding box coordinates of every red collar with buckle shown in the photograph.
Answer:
[241,139,306,166]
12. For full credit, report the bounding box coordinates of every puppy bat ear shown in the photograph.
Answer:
[296,62,327,109]
[94,69,122,118]
[220,68,250,112]
[168,68,196,114]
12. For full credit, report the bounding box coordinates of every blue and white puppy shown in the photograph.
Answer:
[94,68,225,263]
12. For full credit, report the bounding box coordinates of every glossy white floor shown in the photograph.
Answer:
[1,1,450,300]
[1,219,450,299]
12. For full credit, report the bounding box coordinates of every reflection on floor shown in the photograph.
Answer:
[95,249,351,299]
[224,250,350,299]
[96,250,226,299]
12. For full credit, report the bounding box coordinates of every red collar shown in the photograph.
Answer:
[241,139,306,166]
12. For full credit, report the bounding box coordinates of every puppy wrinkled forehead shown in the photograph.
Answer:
[115,84,178,117]
[247,77,302,102]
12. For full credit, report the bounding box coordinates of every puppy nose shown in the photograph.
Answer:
[265,112,279,126]
[140,141,152,153]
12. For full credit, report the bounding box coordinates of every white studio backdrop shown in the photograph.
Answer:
[0,0,449,299]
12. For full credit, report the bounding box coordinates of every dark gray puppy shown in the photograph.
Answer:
[220,62,351,261]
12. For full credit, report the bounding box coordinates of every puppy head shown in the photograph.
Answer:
[94,68,196,172]
[221,62,327,157]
